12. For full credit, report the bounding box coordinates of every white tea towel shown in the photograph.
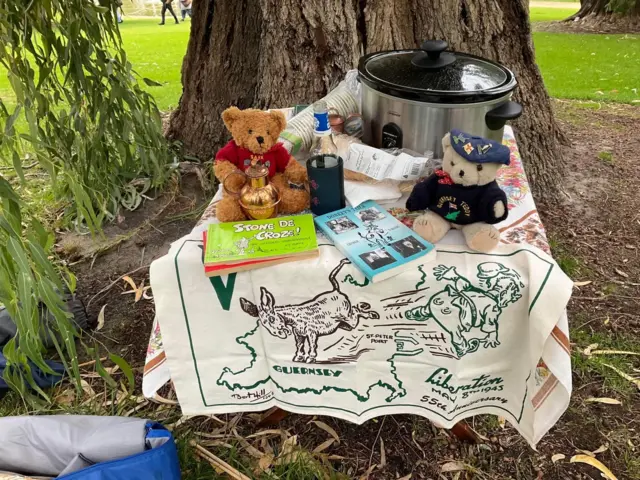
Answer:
[344,180,402,207]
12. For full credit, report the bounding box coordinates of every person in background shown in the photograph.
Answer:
[116,0,123,23]
[159,0,179,25]
[179,0,192,20]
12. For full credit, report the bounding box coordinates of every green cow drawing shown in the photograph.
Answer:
[405,262,524,357]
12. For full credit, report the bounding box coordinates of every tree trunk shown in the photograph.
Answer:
[567,0,609,20]
[566,0,640,20]
[169,0,565,199]
[167,0,361,160]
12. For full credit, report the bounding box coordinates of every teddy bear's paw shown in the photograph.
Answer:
[223,172,247,193]
[216,196,247,223]
[412,211,451,243]
[493,200,506,220]
[462,223,500,253]
[279,187,310,214]
[284,160,308,184]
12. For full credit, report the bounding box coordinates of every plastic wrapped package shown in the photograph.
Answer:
[279,74,360,155]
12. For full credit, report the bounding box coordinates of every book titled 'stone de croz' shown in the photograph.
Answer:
[203,214,319,277]
[314,200,436,283]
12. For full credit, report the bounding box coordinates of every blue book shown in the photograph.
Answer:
[314,200,437,283]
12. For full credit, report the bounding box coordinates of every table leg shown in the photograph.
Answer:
[450,420,481,443]
[257,406,290,427]
[256,407,480,443]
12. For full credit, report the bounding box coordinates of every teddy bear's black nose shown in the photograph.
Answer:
[459,170,465,177]
[256,136,264,144]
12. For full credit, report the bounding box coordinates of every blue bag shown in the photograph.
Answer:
[58,422,181,480]
[0,417,181,480]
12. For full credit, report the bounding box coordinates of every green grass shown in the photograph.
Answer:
[548,237,584,278]
[0,18,189,117]
[571,329,640,397]
[120,18,190,111]
[530,7,577,22]
[2,15,640,112]
[533,33,640,102]
[598,151,614,163]
[92,17,640,105]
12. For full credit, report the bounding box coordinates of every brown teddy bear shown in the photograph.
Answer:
[214,107,310,222]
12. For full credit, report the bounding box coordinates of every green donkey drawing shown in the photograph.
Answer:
[405,262,524,357]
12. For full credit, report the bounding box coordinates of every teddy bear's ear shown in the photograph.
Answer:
[269,110,287,135]
[222,107,242,131]
[441,132,452,152]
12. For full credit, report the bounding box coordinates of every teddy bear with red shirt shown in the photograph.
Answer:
[214,107,310,222]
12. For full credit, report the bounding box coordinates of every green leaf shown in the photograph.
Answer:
[27,241,63,290]
[95,355,117,389]
[109,353,134,391]
[6,237,32,276]
[4,105,22,135]
[66,272,77,295]
[36,65,51,89]
[0,175,21,204]
[7,71,24,103]
[142,77,163,87]
[12,151,25,182]
[31,219,53,250]
[16,272,34,324]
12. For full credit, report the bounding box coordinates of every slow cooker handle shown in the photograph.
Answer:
[422,40,447,60]
[485,101,523,130]
[411,40,456,70]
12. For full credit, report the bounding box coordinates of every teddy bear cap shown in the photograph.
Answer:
[449,129,510,166]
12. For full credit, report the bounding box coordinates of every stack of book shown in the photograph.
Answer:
[203,214,319,277]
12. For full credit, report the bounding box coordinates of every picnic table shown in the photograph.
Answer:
[142,127,573,447]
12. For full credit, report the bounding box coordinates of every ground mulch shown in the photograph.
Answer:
[534,15,640,34]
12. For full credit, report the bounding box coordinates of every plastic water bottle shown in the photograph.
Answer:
[308,101,339,167]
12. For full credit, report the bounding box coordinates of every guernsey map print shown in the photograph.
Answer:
[216,253,526,405]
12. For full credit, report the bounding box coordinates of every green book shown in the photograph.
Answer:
[204,214,318,266]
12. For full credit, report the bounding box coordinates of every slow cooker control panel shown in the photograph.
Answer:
[381,122,403,149]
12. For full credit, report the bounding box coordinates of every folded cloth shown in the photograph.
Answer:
[344,179,402,207]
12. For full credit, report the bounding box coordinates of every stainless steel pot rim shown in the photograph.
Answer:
[358,49,517,104]
[362,84,513,108]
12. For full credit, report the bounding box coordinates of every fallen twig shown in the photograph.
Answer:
[368,417,386,471]
[191,441,252,480]
[87,265,150,308]
[602,363,640,390]
[0,161,38,171]
[78,357,108,368]
[150,392,179,406]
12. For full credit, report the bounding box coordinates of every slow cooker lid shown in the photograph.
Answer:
[360,40,516,101]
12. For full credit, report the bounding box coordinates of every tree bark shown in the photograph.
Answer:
[169,0,565,199]
[567,0,610,20]
[167,0,361,160]
[567,0,640,20]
